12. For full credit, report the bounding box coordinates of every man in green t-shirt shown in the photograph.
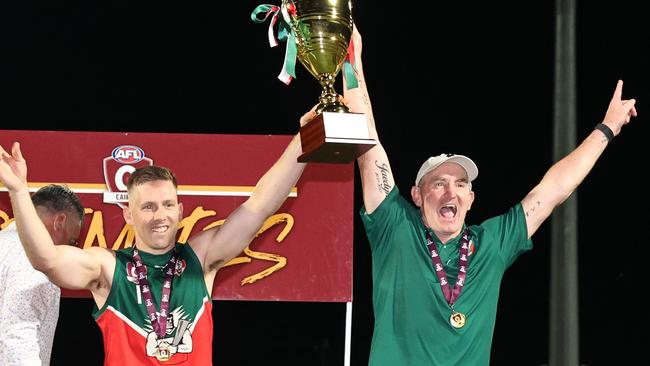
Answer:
[344,26,638,366]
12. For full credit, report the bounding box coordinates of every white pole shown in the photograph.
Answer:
[344,301,352,366]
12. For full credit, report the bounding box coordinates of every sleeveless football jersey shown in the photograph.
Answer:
[94,243,213,365]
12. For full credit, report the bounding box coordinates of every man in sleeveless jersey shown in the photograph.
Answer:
[0,108,317,365]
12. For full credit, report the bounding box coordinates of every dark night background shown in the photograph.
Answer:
[1,1,648,365]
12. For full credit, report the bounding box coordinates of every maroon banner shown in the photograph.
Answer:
[0,130,353,302]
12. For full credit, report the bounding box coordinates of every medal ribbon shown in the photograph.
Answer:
[132,247,179,338]
[426,228,470,307]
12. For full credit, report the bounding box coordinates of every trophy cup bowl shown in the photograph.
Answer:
[284,0,377,163]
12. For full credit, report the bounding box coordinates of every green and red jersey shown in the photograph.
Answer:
[94,243,213,365]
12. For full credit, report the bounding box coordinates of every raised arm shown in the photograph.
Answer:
[521,80,638,238]
[190,116,310,274]
[0,142,104,290]
[345,25,395,214]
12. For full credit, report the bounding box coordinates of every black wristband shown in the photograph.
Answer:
[594,123,614,143]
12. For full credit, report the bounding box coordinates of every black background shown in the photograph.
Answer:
[1,1,648,365]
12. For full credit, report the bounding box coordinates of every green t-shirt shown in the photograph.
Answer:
[361,187,532,366]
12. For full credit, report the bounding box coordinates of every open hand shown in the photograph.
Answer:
[0,142,28,191]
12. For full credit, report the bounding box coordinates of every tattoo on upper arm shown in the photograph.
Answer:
[525,200,541,217]
[374,160,392,196]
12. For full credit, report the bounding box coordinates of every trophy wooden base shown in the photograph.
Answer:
[298,112,377,163]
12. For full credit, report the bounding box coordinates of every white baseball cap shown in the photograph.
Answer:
[414,154,479,186]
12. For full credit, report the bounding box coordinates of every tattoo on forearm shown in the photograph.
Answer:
[362,92,371,107]
[374,160,392,196]
[353,67,363,79]
[525,200,541,217]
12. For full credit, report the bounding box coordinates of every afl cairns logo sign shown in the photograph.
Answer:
[103,145,153,208]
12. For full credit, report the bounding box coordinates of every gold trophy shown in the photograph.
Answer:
[283,0,376,163]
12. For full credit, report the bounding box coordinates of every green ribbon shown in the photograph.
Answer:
[250,4,278,23]
[344,59,358,90]
[251,3,297,83]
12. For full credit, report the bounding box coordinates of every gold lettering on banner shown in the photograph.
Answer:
[112,224,135,250]
[239,247,287,285]
[178,206,216,243]
[257,213,294,242]
[0,207,296,285]
[0,210,13,230]
[83,208,107,249]
[224,213,294,285]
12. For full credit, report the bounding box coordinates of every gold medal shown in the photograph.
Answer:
[450,311,466,328]
[155,341,171,361]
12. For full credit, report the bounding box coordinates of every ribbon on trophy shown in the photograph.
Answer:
[251,2,358,89]
[251,4,296,84]
[343,37,358,89]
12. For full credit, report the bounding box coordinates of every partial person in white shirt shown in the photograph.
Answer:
[0,183,84,366]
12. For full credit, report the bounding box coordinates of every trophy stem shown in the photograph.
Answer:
[317,73,349,114]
